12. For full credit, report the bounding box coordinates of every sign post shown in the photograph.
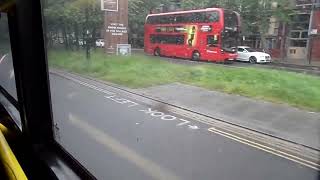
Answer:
[101,0,129,55]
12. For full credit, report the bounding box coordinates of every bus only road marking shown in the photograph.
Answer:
[55,72,319,171]
[104,95,139,107]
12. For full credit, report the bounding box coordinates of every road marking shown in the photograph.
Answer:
[208,127,320,170]
[176,119,190,126]
[161,115,176,121]
[68,114,181,180]
[56,73,319,170]
[104,95,139,107]
[56,73,200,129]
[0,54,8,64]
[61,75,115,95]
[188,125,199,130]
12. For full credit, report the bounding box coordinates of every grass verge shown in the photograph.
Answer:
[48,49,320,112]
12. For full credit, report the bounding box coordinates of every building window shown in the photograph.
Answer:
[301,31,308,38]
[289,49,296,54]
[290,31,300,38]
[290,40,307,47]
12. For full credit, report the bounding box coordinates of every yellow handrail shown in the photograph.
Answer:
[0,123,27,180]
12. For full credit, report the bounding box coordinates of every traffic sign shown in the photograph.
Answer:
[101,0,118,12]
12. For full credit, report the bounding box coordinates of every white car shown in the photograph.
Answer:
[95,39,105,48]
[235,46,271,63]
[77,39,86,46]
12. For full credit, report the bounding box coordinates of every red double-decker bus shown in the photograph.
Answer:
[144,8,240,63]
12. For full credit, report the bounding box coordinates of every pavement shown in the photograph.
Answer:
[272,58,320,67]
[48,71,319,180]
[139,83,320,150]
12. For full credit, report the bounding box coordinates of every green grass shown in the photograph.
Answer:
[48,49,320,112]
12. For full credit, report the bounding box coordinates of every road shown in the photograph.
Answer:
[49,70,319,180]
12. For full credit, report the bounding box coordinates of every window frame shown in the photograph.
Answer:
[2,0,97,179]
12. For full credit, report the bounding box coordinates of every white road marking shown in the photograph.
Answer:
[64,75,115,95]
[0,54,8,64]
[208,127,320,170]
[188,125,199,130]
[61,75,199,132]
[58,73,316,171]
[140,108,178,121]
[104,95,139,107]
[161,115,176,121]
[68,114,181,180]
[176,119,190,126]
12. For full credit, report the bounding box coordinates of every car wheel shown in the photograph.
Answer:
[192,51,200,61]
[249,56,257,64]
[154,48,160,56]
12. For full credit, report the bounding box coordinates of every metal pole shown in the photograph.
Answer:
[307,0,315,64]
[85,6,90,60]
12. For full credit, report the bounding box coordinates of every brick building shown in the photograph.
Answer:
[267,0,320,65]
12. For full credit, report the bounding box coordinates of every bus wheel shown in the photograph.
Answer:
[192,51,200,61]
[154,48,161,56]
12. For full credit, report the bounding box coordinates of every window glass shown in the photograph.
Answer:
[244,48,255,52]
[0,13,21,129]
[146,11,219,24]
[150,34,185,45]
[237,48,244,52]
[301,31,308,38]
[43,0,320,179]
[207,35,219,46]
[290,40,307,47]
[206,11,219,22]
[290,31,300,38]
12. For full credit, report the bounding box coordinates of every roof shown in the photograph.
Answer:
[147,8,223,17]
[237,46,250,48]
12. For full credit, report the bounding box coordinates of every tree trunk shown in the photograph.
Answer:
[92,27,97,50]
[74,24,80,51]
[85,6,90,60]
[62,26,68,50]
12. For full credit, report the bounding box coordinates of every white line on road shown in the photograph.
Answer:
[188,125,199,130]
[104,95,139,107]
[57,74,115,95]
[68,114,181,180]
[208,127,320,171]
[0,54,8,64]
[176,119,190,126]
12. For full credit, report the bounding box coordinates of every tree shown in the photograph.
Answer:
[43,0,103,53]
[238,0,293,49]
[180,0,293,49]
[128,0,172,47]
